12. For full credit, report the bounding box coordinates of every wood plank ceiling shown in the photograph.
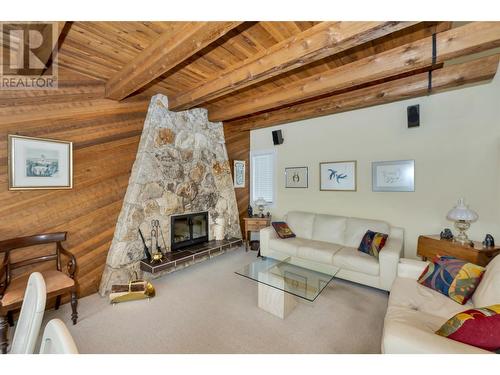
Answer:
[55,21,500,124]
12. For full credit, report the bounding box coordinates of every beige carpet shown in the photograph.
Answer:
[42,247,388,353]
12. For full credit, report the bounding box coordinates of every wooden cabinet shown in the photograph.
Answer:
[417,235,500,267]
[243,217,271,252]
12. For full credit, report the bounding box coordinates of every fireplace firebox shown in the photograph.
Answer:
[171,212,209,251]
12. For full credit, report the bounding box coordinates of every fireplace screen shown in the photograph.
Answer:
[171,212,209,251]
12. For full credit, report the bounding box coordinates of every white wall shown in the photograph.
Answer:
[250,68,500,258]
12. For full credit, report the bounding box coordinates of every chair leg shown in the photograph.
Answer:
[6,311,14,327]
[70,291,78,325]
[55,295,61,310]
[0,314,8,354]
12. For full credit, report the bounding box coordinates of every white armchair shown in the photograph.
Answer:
[10,272,46,354]
[40,319,79,354]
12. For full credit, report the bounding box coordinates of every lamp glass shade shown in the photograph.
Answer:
[254,197,267,207]
[446,198,478,222]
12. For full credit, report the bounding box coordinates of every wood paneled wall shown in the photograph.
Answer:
[0,71,150,300]
[223,126,250,230]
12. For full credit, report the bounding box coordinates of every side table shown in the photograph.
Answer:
[243,217,271,253]
[417,235,500,267]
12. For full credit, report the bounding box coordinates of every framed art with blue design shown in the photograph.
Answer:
[285,166,308,188]
[320,160,356,191]
[233,160,245,188]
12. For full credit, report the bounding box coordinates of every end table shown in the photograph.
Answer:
[243,216,271,253]
[417,235,500,267]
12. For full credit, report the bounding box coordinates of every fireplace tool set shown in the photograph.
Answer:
[139,219,168,263]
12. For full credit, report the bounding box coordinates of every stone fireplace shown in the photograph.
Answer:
[99,94,241,294]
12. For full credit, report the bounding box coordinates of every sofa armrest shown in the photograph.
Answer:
[259,226,278,257]
[382,320,491,354]
[398,258,428,280]
[379,236,403,291]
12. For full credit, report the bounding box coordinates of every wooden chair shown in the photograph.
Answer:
[0,232,78,354]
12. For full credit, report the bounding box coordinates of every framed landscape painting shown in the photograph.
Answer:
[8,135,73,190]
[320,161,356,191]
[285,167,308,188]
[233,160,246,188]
[372,160,415,192]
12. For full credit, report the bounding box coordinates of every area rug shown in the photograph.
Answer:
[43,247,388,353]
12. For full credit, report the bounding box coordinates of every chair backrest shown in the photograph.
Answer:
[39,319,79,354]
[10,272,47,354]
[0,232,67,292]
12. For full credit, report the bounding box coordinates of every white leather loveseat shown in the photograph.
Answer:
[382,255,500,354]
[260,211,404,291]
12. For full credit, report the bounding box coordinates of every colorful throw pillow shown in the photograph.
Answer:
[272,222,296,239]
[358,230,388,258]
[418,255,485,305]
[436,304,500,352]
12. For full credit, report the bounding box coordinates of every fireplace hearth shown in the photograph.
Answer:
[171,211,209,251]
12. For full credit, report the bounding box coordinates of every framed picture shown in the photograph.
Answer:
[319,161,356,191]
[8,135,73,190]
[233,160,246,188]
[372,160,415,192]
[285,167,308,188]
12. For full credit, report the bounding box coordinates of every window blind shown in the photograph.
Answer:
[251,152,275,204]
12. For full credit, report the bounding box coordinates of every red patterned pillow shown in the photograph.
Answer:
[272,222,296,239]
[436,304,500,352]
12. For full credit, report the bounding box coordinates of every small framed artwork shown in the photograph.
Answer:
[285,167,308,188]
[372,160,415,192]
[8,135,73,190]
[319,161,357,191]
[233,160,246,188]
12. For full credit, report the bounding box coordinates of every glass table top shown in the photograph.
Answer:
[235,257,339,302]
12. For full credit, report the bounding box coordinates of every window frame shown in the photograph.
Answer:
[250,148,277,208]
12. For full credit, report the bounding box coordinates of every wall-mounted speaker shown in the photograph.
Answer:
[407,105,420,128]
[272,129,284,145]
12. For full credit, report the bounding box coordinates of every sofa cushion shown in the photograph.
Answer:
[344,217,390,248]
[285,211,316,240]
[297,240,343,264]
[268,237,313,257]
[358,230,388,258]
[390,276,474,320]
[333,247,379,276]
[271,221,295,239]
[311,214,347,244]
[418,256,485,305]
[472,254,500,307]
[435,304,500,352]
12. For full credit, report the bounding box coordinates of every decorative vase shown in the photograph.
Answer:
[214,217,225,241]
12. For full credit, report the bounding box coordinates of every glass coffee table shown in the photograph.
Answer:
[235,257,340,319]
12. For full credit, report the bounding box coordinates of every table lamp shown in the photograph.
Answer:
[254,197,267,218]
[446,198,478,244]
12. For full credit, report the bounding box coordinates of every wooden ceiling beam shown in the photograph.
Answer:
[211,22,500,122]
[168,21,419,111]
[105,22,243,101]
[224,54,499,132]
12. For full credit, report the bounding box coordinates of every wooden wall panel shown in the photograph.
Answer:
[223,126,250,231]
[0,74,150,301]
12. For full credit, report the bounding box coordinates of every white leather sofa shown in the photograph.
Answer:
[260,211,404,291]
[382,255,500,354]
